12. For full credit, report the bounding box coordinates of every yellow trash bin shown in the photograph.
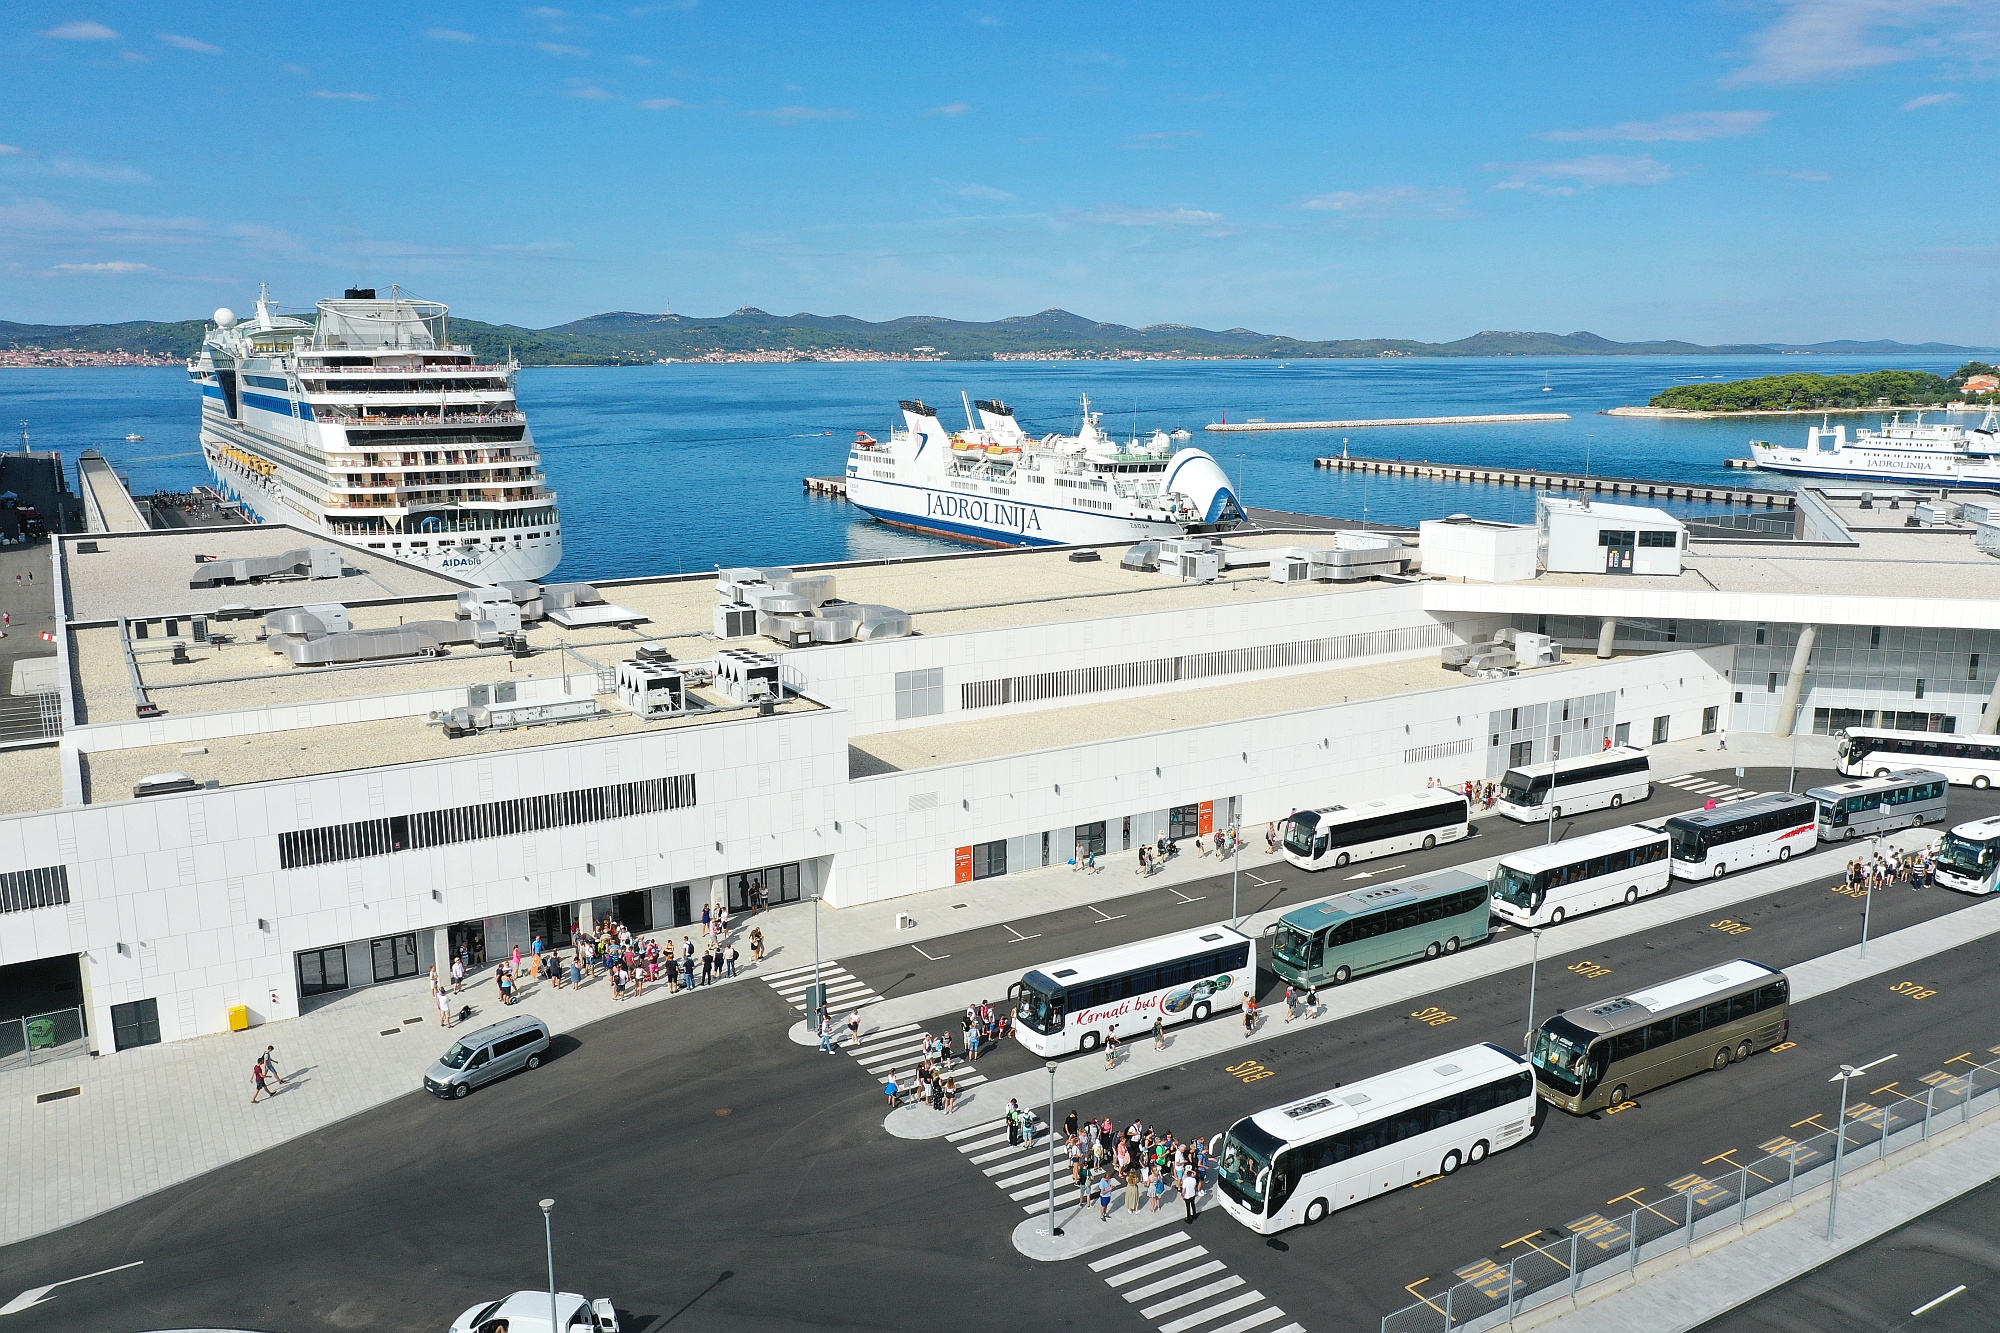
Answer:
[227,1004,250,1032]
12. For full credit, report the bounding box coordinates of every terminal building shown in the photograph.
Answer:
[4,484,2000,1057]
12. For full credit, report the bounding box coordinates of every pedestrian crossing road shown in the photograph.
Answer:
[1659,773,1760,802]
[943,1119,1308,1333]
[762,960,994,1095]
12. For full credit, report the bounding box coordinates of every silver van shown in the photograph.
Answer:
[423,1014,551,1098]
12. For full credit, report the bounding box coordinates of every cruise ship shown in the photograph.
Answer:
[844,395,1245,546]
[1749,409,2000,487]
[191,287,562,583]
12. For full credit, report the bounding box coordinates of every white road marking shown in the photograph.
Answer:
[1346,862,1407,880]
[0,1262,144,1317]
[1167,888,1208,904]
[1912,1284,1967,1317]
[911,944,949,961]
[1002,924,1042,942]
[1246,874,1279,887]
[1090,904,1128,922]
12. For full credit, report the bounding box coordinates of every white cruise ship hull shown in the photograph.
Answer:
[844,475,1188,546]
[1749,443,2000,487]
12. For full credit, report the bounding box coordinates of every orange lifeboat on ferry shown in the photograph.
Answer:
[985,444,1024,459]
[855,432,879,449]
[950,434,980,452]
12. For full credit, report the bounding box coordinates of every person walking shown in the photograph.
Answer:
[944,1076,959,1114]
[1180,1166,1200,1222]
[435,984,452,1027]
[450,954,465,995]
[1097,1171,1117,1222]
[883,1071,900,1109]
[1283,984,1298,1023]
[818,1014,835,1053]
[259,1046,285,1089]
[1125,1168,1141,1214]
[1242,993,1257,1037]
[1007,1099,1024,1145]
[1153,1015,1166,1050]
[1305,984,1319,1019]
[1104,1032,1120,1070]
[1718,726,1728,751]
[251,1057,271,1103]
[750,926,765,963]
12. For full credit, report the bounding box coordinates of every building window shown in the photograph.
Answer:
[1653,715,1671,744]
[110,998,160,1051]
[1734,692,1743,703]
[1638,531,1678,547]
[0,864,69,915]
[1702,706,1719,735]
[370,933,419,983]
[1972,654,1981,681]
[1871,626,1881,649]
[1756,624,1767,645]
[1509,740,1534,768]
[297,946,350,998]
[1768,672,1779,692]
[894,667,945,720]
[971,840,1007,879]
[1510,708,1520,730]
[1168,805,1202,839]
[730,863,802,911]
[1075,822,1107,859]
[1916,679,1926,700]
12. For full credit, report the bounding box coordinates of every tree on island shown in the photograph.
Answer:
[1646,366,1991,412]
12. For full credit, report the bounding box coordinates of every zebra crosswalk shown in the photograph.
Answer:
[1661,773,1758,801]
[761,959,992,1093]
[938,1117,1306,1329]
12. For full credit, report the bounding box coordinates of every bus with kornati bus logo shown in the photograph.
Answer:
[1010,924,1253,1057]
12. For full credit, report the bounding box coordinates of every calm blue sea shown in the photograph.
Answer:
[0,354,1972,582]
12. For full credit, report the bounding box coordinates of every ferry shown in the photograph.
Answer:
[844,395,1245,547]
[1749,409,2000,487]
[190,286,562,583]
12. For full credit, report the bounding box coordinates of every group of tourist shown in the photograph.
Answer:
[1429,776,1500,810]
[1052,1108,1217,1223]
[1846,845,1937,894]
[1137,826,1244,876]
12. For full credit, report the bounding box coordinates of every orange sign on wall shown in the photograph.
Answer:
[954,846,974,883]
[1198,800,1214,835]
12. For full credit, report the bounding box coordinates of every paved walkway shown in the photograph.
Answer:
[0,733,1813,1248]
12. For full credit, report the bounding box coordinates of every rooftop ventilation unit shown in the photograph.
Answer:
[262,603,352,641]
[190,547,344,589]
[617,660,688,718]
[437,694,598,738]
[714,602,757,639]
[274,618,498,666]
[715,649,781,704]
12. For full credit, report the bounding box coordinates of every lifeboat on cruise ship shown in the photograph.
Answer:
[985,443,1024,459]
[854,432,879,449]
[950,434,980,452]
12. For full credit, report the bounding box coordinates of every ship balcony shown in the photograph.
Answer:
[327,486,554,508]
[319,409,527,426]
[298,361,513,374]
[332,474,549,493]
[329,448,535,468]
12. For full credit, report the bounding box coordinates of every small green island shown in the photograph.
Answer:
[1643,362,1998,414]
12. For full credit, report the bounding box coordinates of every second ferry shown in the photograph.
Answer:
[844,395,1245,546]
[1749,409,2000,487]
[191,286,562,583]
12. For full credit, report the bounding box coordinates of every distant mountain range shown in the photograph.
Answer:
[0,308,1989,366]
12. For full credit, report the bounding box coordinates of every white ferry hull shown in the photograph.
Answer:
[1749,445,2000,487]
[844,475,1186,546]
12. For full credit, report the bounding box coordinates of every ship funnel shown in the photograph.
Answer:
[899,399,952,461]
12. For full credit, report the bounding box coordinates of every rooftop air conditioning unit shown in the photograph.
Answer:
[1270,557,1310,584]
[1174,551,1220,583]
[714,603,757,639]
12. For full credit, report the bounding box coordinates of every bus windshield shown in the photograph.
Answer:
[1501,771,1550,806]
[1938,831,2000,879]
[1491,865,1540,910]
[1271,922,1313,970]
[1529,1016,1596,1096]
[1016,974,1065,1034]
[1668,823,1706,860]
[1282,814,1318,858]
[1218,1119,1283,1212]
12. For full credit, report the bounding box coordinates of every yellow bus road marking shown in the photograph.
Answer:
[1759,1135,1824,1166]
[1604,1099,1640,1115]
[1605,1188,1647,1208]
[1871,1081,1902,1096]
[1701,1150,1742,1168]
[1502,1231,1575,1271]
[1791,1114,1829,1131]
[1770,1041,1797,1053]
[1405,1278,1446,1314]
[1666,1172,1733,1208]
[1567,960,1612,979]
[1566,1213,1633,1250]
[1224,1059,1277,1084]
[1453,1257,1523,1299]
[1502,1231,1547,1251]
[1410,1006,1458,1027]
[1410,1174,1443,1189]
[1708,918,1753,935]
[1890,981,1938,1000]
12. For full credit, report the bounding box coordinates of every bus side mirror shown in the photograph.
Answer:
[1209,1133,1223,1156]
[1257,1168,1271,1195]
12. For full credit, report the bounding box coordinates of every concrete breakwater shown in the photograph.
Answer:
[1206,412,1569,432]
[1313,455,1796,507]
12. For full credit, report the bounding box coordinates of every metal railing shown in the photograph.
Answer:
[1381,1055,2000,1333]
[0,690,62,743]
[0,1006,88,1072]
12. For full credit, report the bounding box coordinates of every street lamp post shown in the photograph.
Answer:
[1524,928,1543,1046]
[539,1198,557,1333]
[1861,836,1879,959]
[1046,1060,1063,1237]
[1231,830,1241,927]
[1543,705,1557,847]
[812,889,823,1019]
[1827,1054,1897,1239]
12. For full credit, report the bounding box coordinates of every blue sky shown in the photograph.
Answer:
[2,1,1995,341]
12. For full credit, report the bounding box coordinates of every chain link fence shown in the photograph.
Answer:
[0,1006,87,1072]
[1382,1056,2000,1332]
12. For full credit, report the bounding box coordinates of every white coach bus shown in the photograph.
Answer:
[1212,1043,1537,1234]
[1280,789,1470,871]
[1806,770,1948,842]
[1495,747,1652,823]
[1936,816,2000,896]
[1488,823,1673,928]
[1835,729,2000,788]
[1664,792,1818,880]
[1010,924,1252,1057]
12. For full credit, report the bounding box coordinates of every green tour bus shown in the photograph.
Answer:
[1269,869,1492,987]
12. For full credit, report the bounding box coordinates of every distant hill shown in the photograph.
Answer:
[0,307,1990,365]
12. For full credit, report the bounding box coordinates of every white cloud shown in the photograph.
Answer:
[40,20,120,41]
[314,90,377,101]
[52,260,151,273]
[1071,205,1242,236]
[952,182,1017,201]
[1301,185,1467,219]
[528,6,568,17]
[926,101,973,117]
[538,41,589,57]
[1123,130,1202,149]
[623,53,655,66]
[565,82,615,100]
[0,197,209,246]
[747,106,855,124]
[1541,110,1773,142]
[158,33,221,53]
[283,64,310,75]
[488,241,575,253]
[426,27,478,43]
[1723,0,1968,86]
[639,97,687,109]
[0,145,22,157]
[1486,154,1678,195]
[48,157,154,185]
[1903,91,1963,109]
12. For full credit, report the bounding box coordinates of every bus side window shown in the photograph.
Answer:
[1610,1031,1644,1062]
[1643,1019,1673,1051]
[1308,932,1325,968]
[1699,1001,1730,1031]
[1672,1011,1703,1042]
[1729,992,1757,1022]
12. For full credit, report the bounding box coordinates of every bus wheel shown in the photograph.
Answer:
[1550,805,1562,821]
[1977,776,1992,791]
[1444,936,1460,954]
[1610,794,1623,809]
[1192,1001,1211,1023]
[1468,1140,1489,1163]
[1778,846,1791,862]
[1080,1031,1102,1053]
[1425,941,1441,960]
[1713,863,1726,878]
[1304,1198,1329,1225]
[1423,834,1437,851]
[1912,813,1925,826]
[1335,852,1351,868]
[1550,907,1565,925]
[1333,966,1351,986]
[1440,1149,1462,1175]
[1624,887,1638,905]
[1846,827,1858,840]
[1610,1084,1629,1106]
[1735,1040,1752,1062]
[1713,1047,1732,1071]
